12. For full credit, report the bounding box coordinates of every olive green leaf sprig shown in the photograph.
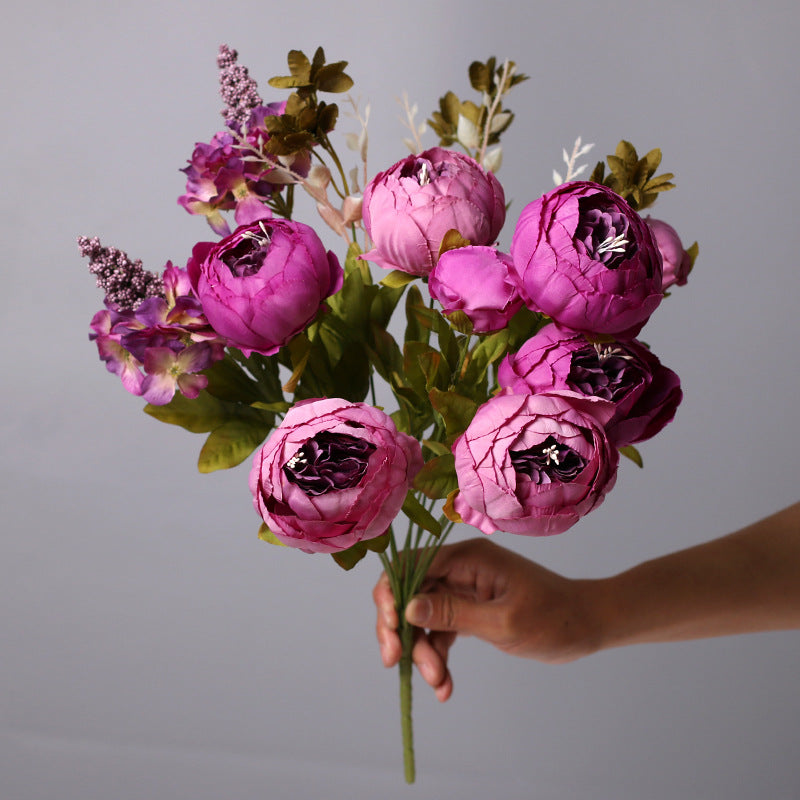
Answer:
[259,48,358,207]
[428,57,528,170]
[590,140,675,212]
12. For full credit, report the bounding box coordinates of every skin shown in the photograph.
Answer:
[373,502,800,702]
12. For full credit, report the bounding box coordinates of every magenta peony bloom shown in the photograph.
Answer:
[250,399,424,554]
[428,246,523,333]
[187,217,343,357]
[452,392,618,536]
[361,147,506,276]
[645,216,692,290]
[510,181,663,338]
[498,322,682,447]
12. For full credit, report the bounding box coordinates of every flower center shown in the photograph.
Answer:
[283,431,377,496]
[221,221,272,277]
[510,436,587,485]
[567,343,639,402]
[574,197,635,268]
[399,157,434,186]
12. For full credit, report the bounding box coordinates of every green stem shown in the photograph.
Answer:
[399,617,416,784]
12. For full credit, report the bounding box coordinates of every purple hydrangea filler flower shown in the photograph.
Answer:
[452,391,619,536]
[86,259,226,404]
[428,246,523,333]
[510,181,663,338]
[361,147,506,276]
[498,322,682,447]
[187,216,343,357]
[249,399,424,554]
[645,216,693,290]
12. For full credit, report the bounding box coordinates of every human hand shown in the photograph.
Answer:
[373,537,600,702]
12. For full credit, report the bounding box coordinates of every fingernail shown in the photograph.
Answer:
[405,596,431,626]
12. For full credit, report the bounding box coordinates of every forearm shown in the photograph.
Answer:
[586,502,800,651]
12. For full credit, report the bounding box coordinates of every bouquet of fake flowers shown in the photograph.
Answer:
[79,45,696,783]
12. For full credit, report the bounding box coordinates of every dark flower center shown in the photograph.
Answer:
[283,431,376,496]
[399,157,435,186]
[510,435,587,485]
[568,344,641,402]
[220,223,273,277]
[574,197,636,268]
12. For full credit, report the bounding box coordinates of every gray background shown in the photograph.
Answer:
[2,1,799,798]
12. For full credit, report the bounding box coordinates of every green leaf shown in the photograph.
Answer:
[401,492,442,537]
[258,522,287,546]
[619,445,644,468]
[144,390,228,433]
[413,453,457,500]
[462,329,509,387]
[331,529,391,570]
[404,341,436,400]
[422,439,451,457]
[198,419,272,473]
[202,355,260,403]
[379,270,417,289]
[468,60,492,92]
[282,333,313,393]
[405,284,431,345]
[445,309,474,335]
[438,229,471,258]
[428,388,478,443]
[251,400,292,414]
[686,241,699,270]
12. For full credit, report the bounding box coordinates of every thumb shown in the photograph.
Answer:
[405,591,494,638]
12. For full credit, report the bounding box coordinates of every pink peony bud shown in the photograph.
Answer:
[361,147,506,276]
[429,246,523,333]
[645,216,692,290]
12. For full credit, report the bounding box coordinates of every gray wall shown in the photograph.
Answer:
[2,1,799,798]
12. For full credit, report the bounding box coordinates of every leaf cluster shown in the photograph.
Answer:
[590,141,675,211]
[261,48,354,156]
[427,57,527,154]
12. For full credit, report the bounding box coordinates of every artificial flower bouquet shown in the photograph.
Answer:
[80,45,696,782]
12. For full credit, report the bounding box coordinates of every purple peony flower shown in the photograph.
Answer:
[452,391,618,536]
[498,322,682,447]
[428,246,523,333]
[510,181,663,338]
[187,217,343,357]
[249,399,424,554]
[361,147,506,276]
[645,216,692,290]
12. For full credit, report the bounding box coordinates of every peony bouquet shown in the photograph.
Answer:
[80,45,697,782]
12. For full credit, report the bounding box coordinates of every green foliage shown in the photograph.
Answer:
[257,522,287,546]
[145,389,276,472]
[331,529,391,570]
[590,141,675,211]
[413,453,457,500]
[261,47,354,156]
[401,492,442,537]
[427,57,527,159]
[619,445,644,468]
